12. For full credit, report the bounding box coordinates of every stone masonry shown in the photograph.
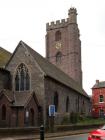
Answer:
[46,8,82,87]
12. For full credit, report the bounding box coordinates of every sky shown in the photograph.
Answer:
[0,0,105,95]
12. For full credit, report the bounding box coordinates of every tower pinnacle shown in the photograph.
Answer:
[68,7,77,23]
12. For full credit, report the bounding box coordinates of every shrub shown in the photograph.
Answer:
[61,116,70,125]
[70,112,79,124]
[79,114,85,121]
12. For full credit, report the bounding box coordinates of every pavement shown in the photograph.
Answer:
[0,128,94,140]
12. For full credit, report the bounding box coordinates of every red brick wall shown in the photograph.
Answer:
[92,88,105,117]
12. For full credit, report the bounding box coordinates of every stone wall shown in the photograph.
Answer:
[44,76,90,125]
[6,43,45,126]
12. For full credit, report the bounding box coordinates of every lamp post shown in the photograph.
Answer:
[40,125,44,140]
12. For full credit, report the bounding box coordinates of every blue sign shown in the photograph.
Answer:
[49,105,55,116]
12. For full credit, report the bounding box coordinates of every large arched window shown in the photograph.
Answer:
[15,63,30,91]
[55,31,61,41]
[56,52,62,63]
[66,96,69,112]
[2,105,6,120]
[54,92,58,112]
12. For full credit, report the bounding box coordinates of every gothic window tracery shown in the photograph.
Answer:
[15,63,30,91]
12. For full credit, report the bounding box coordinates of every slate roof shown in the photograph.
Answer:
[0,90,39,107]
[1,90,14,102]
[0,47,11,68]
[12,92,33,107]
[20,41,89,98]
[92,81,105,89]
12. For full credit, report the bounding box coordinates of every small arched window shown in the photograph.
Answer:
[56,52,62,63]
[2,105,6,120]
[15,63,30,91]
[54,92,58,112]
[55,31,61,41]
[66,96,69,112]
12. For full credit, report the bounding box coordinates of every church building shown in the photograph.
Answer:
[0,8,90,127]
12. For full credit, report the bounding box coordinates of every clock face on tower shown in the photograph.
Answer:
[54,42,62,49]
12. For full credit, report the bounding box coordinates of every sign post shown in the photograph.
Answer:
[49,105,55,132]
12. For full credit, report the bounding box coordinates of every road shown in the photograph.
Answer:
[0,133,88,140]
[46,133,88,140]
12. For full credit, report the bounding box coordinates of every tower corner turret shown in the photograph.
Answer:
[68,7,77,23]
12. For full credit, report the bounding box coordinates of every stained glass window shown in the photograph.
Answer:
[15,63,30,91]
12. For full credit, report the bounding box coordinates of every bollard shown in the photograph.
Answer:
[40,125,44,140]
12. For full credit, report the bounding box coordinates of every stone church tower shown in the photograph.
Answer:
[46,8,82,87]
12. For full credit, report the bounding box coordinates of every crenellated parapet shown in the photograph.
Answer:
[46,7,77,31]
[46,18,70,31]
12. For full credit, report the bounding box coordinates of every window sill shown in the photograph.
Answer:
[99,102,104,103]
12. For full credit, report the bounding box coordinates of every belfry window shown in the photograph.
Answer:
[15,63,30,91]
[56,52,62,63]
[55,31,61,41]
